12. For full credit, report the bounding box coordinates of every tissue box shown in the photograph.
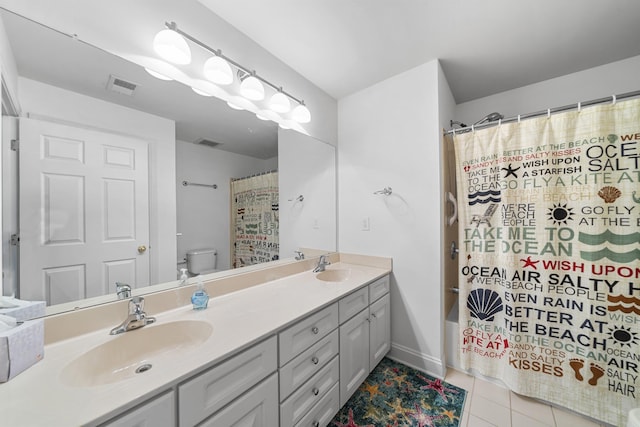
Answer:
[0,300,46,322]
[0,318,44,382]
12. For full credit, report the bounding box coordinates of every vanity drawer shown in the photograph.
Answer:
[339,286,368,324]
[178,336,277,426]
[369,275,390,303]
[280,329,339,401]
[279,303,338,366]
[294,382,340,427]
[198,373,278,427]
[102,390,175,427]
[280,356,339,427]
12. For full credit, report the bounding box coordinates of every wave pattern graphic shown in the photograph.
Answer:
[608,294,640,305]
[580,248,640,263]
[608,305,640,315]
[468,190,501,206]
[579,231,640,245]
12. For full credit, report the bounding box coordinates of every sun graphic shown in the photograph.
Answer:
[608,325,639,347]
[547,203,574,225]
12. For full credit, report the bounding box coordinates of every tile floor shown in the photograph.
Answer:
[444,369,612,427]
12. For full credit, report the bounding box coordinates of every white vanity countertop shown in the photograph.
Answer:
[0,260,390,426]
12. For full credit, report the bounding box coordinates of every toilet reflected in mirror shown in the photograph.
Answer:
[186,249,218,276]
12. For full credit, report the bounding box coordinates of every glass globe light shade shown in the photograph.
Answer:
[203,56,233,85]
[269,91,291,113]
[153,29,191,65]
[240,75,264,101]
[144,67,172,81]
[192,87,213,97]
[292,104,311,123]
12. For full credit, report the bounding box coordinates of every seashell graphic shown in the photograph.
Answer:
[598,186,622,203]
[467,289,503,322]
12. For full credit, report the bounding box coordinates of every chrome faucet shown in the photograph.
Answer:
[115,282,131,300]
[110,296,156,335]
[313,255,331,273]
[294,250,305,260]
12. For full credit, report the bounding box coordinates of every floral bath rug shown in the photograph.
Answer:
[331,357,467,427]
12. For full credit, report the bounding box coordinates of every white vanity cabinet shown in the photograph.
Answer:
[100,390,176,427]
[178,336,277,426]
[339,275,390,406]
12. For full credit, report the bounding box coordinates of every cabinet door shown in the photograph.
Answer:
[199,374,278,427]
[369,293,391,370]
[102,390,175,427]
[339,309,369,407]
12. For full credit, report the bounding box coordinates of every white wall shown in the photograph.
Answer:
[17,78,177,285]
[455,55,640,126]
[176,140,274,272]
[338,60,447,376]
[278,129,336,258]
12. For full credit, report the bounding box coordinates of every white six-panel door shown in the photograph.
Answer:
[19,118,149,305]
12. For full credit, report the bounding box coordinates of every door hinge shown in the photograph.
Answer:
[10,234,19,246]
[10,139,19,151]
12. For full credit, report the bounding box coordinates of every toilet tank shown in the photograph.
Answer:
[186,248,217,275]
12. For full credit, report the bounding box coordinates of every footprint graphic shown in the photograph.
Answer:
[588,363,605,386]
[569,358,584,381]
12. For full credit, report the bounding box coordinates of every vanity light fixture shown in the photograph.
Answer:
[239,70,265,101]
[153,21,311,123]
[269,88,291,113]
[192,87,213,96]
[203,53,233,85]
[153,24,191,65]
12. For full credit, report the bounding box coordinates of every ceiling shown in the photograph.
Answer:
[201,0,640,103]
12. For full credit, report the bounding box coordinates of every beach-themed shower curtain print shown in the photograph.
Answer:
[231,171,279,268]
[453,99,640,426]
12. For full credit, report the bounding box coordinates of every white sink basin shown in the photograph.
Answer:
[316,269,351,282]
[61,320,212,387]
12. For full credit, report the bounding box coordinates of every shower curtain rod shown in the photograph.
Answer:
[444,89,640,136]
[231,169,277,182]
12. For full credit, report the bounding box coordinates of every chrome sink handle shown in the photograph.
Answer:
[115,282,131,300]
[312,254,331,273]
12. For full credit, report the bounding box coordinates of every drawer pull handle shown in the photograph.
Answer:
[311,356,319,365]
[312,387,320,396]
[311,326,319,334]
[313,421,320,427]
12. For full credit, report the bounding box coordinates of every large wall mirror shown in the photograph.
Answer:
[0,4,337,318]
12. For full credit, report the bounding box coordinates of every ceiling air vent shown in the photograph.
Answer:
[194,138,222,148]
[106,74,138,96]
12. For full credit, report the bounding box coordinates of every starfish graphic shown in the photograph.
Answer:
[501,163,520,178]
[418,376,460,403]
[409,403,445,427]
[361,382,384,399]
[333,408,375,427]
[521,256,540,269]
[441,409,458,421]
[363,404,382,421]
[392,373,408,387]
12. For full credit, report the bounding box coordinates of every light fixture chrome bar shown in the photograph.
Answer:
[444,89,640,136]
[166,21,305,105]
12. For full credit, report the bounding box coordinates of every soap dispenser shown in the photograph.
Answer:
[179,268,188,286]
[191,277,209,310]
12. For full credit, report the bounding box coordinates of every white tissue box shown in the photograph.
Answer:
[0,318,45,382]
[0,300,46,322]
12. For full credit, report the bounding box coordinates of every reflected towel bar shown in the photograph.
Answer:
[182,181,218,189]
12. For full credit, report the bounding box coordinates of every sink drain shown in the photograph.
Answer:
[135,363,152,374]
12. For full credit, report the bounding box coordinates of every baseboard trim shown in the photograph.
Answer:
[387,342,445,378]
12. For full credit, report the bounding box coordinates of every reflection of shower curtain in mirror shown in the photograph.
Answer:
[230,171,279,268]
[453,99,640,427]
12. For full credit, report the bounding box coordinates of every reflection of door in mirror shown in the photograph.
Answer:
[19,118,150,305]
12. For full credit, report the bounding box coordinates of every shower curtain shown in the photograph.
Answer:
[230,171,279,268]
[453,99,640,426]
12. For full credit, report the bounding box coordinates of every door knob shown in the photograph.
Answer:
[138,245,147,254]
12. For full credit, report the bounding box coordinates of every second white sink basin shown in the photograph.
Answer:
[61,320,212,387]
[316,269,351,282]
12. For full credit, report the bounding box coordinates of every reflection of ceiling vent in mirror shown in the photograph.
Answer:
[194,138,222,148]
[106,74,138,96]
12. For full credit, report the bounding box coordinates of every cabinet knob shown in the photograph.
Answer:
[312,387,320,396]
[371,313,377,318]
[313,421,320,427]
[311,326,319,334]
[311,356,319,365]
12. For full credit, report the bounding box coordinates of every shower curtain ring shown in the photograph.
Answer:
[517,114,521,123]
[577,102,581,112]
[612,94,617,105]
[547,108,551,118]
